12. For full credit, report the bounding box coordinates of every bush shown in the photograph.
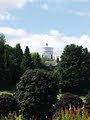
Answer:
[0,94,18,116]
[15,69,59,119]
[53,92,83,117]
[85,92,90,116]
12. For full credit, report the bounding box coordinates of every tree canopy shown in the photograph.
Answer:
[56,44,90,92]
[31,52,42,68]
[15,69,59,119]
[21,46,33,72]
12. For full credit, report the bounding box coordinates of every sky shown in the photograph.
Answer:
[0,0,90,58]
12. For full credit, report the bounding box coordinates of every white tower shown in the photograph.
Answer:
[42,43,53,59]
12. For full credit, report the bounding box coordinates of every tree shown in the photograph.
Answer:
[15,69,59,119]
[0,33,6,89]
[15,43,23,66]
[56,44,90,92]
[21,46,33,72]
[4,45,19,85]
[31,52,42,68]
[15,44,23,82]
[4,44,23,86]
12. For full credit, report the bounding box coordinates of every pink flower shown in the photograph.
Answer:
[69,104,72,111]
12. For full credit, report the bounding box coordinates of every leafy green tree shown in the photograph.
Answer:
[4,45,12,86]
[56,44,90,92]
[21,46,33,72]
[15,69,59,119]
[4,44,23,86]
[4,45,19,85]
[15,44,23,66]
[31,52,42,68]
[15,44,23,82]
[0,33,6,89]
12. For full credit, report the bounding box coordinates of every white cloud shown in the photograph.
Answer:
[0,11,15,21]
[41,3,49,10]
[69,10,90,17]
[0,27,28,37]
[0,27,90,58]
[0,0,36,9]
[48,0,89,3]
[29,0,36,2]
[72,0,89,2]
[0,0,88,10]
[75,11,90,16]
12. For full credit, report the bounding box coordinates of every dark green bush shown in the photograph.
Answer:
[53,92,83,117]
[0,94,18,116]
[85,92,90,115]
[15,69,59,119]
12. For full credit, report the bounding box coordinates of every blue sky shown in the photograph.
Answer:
[0,0,90,58]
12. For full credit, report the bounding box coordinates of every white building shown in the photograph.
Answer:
[42,43,53,59]
[42,43,58,67]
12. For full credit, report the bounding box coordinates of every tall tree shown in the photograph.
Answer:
[21,46,33,72]
[0,33,6,89]
[4,45,19,85]
[56,44,90,92]
[14,44,23,82]
[15,44,23,66]
[32,52,42,68]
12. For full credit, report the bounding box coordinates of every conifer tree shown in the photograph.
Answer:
[0,33,6,89]
[21,46,33,72]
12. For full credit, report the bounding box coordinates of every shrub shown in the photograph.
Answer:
[85,92,90,116]
[0,94,18,116]
[53,92,83,117]
[15,69,59,119]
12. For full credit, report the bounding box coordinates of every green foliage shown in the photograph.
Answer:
[32,52,42,68]
[15,44,23,66]
[56,44,90,92]
[85,92,90,116]
[42,56,53,63]
[4,45,21,86]
[0,33,6,89]
[53,92,83,116]
[0,94,18,117]
[15,44,23,83]
[21,46,33,72]
[15,69,59,119]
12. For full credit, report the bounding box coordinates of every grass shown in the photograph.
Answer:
[0,91,13,95]
[0,86,16,95]
[80,96,86,103]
